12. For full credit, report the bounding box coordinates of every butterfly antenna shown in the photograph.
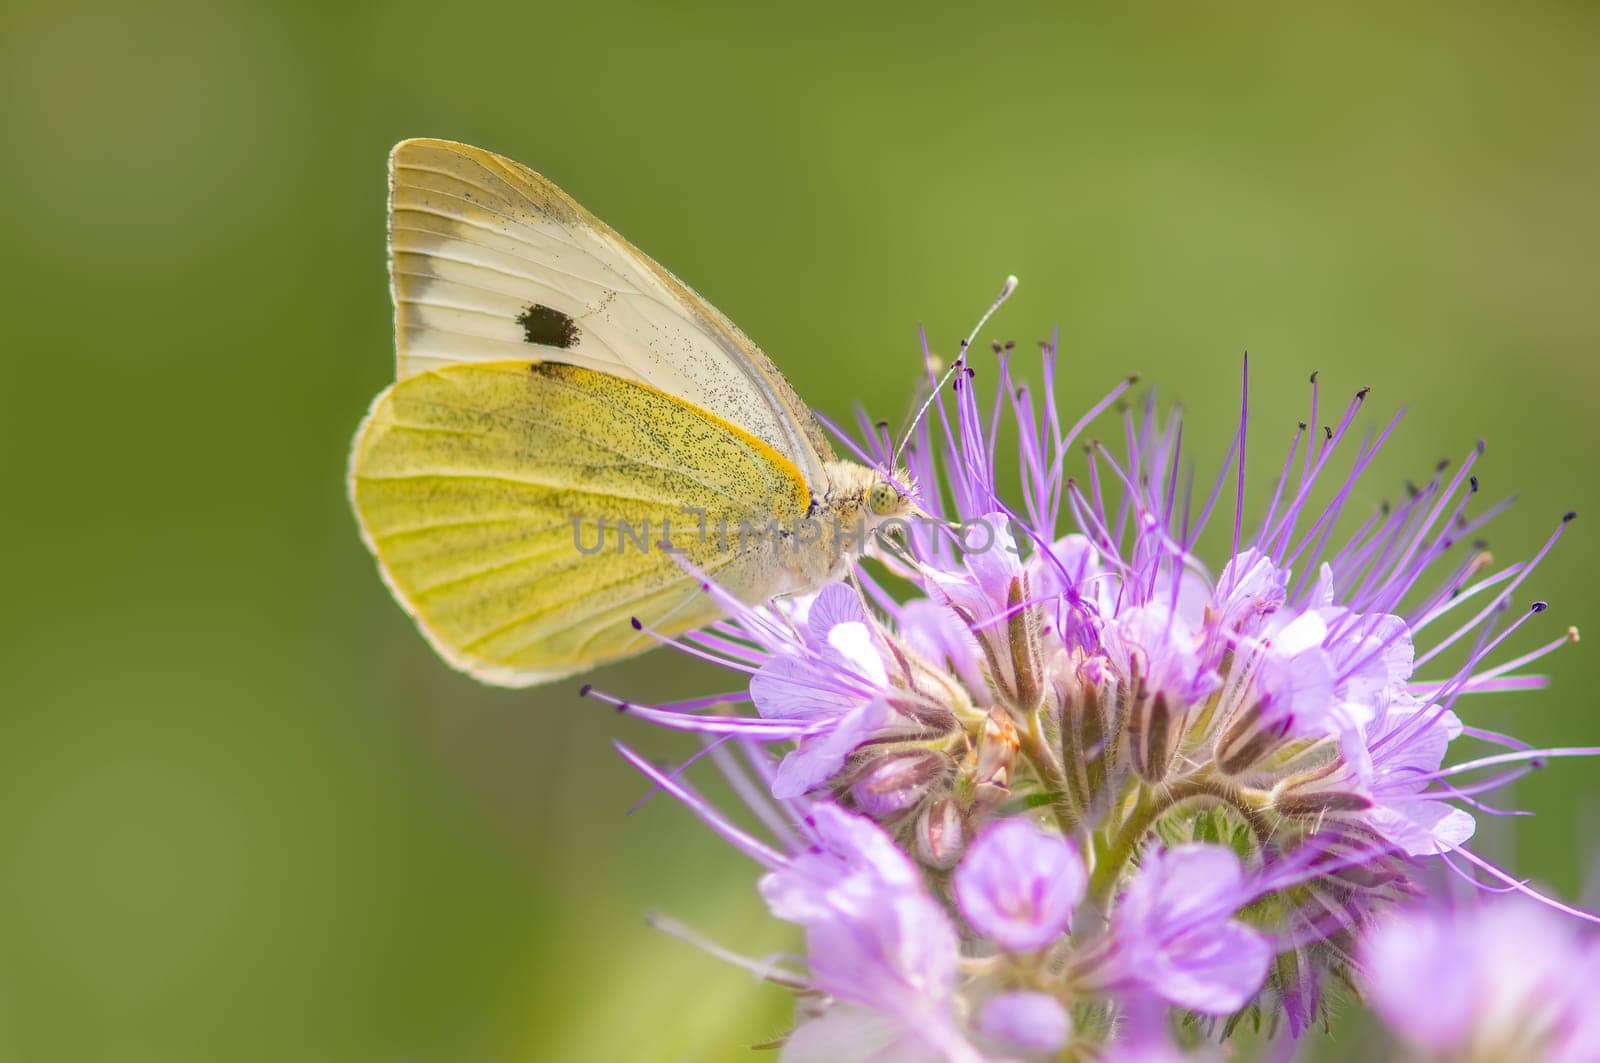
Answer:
[893,274,1019,464]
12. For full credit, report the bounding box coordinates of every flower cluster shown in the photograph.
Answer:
[592,321,1596,1058]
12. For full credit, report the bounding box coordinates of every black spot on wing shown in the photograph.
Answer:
[516,304,580,349]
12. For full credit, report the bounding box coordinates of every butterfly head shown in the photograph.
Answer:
[822,461,917,522]
[867,477,908,518]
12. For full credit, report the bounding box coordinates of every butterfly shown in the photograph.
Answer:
[348,139,918,686]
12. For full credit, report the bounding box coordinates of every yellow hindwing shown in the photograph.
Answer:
[349,360,812,686]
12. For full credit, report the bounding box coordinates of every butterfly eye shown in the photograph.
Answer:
[868,481,901,516]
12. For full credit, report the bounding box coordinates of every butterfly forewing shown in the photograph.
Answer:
[387,138,834,487]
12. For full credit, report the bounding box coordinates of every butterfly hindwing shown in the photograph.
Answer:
[349,360,814,686]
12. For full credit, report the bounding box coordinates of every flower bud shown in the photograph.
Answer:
[1270,762,1373,820]
[972,706,1020,807]
[1127,690,1179,783]
[1056,662,1114,817]
[1002,575,1046,713]
[1271,786,1374,819]
[915,797,966,870]
[849,751,949,819]
[1215,702,1289,776]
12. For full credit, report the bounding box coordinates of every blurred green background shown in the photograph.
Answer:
[3,0,1598,1059]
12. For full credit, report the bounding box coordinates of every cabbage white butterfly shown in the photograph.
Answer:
[349,139,920,686]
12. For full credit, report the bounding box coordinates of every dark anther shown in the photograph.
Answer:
[630,617,643,630]
[1356,386,1371,400]
[1436,458,1451,472]
[1531,601,1549,613]
[1298,421,1307,431]
[1323,426,1333,441]
[1563,511,1578,523]
[578,684,593,697]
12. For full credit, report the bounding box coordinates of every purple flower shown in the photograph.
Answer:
[1212,548,1290,637]
[747,584,889,722]
[760,805,950,987]
[1363,898,1600,1061]
[748,584,907,798]
[770,697,892,799]
[953,817,1086,952]
[1095,844,1273,1014]
[1100,603,1220,710]
[759,807,984,1060]
[1361,703,1477,857]
[977,991,1071,1055]
[927,512,1026,623]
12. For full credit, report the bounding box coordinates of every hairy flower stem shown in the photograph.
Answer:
[1089,790,1160,910]
[1088,774,1275,909]
[1017,713,1081,835]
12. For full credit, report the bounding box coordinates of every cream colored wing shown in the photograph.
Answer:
[387,137,834,488]
[349,360,813,687]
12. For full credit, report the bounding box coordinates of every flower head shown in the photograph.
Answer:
[594,299,1596,1058]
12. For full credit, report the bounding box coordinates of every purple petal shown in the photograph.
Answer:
[771,699,890,799]
[1107,844,1272,1014]
[1367,797,1476,857]
[1214,548,1289,635]
[1150,919,1274,1014]
[899,599,988,701]
[750,651,867,721]
[808,582,870,642]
